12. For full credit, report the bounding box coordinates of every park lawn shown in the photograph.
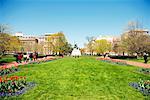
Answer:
[0,55,16,64]
[125,57,150,64]
[3,56,150,100]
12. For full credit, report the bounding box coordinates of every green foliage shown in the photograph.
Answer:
[0,55,16,63]
[95,39,112,54]
[0,33,21,54]
[46,32,70,54]
[59,42,73,54]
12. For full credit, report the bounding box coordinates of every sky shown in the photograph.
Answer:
[0,0,150,47]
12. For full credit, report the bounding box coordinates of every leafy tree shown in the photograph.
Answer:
[46,32,69,55]
[9,36,21,53]
[60,42,73,55]
[0,24,21,55]
[0,33,11,55]
[94,39,112,54]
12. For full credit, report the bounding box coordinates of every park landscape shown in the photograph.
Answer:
[0,0,150,99]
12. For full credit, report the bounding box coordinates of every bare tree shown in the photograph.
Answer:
[86,36,96,55]
[0,24,10,34]
[121,21,150,55]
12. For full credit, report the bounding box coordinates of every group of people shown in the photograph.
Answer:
[14,52,38,63]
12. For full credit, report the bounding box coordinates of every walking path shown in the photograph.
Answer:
[97,57,150,68]
[0,56,58,68]
[125,60,150,68]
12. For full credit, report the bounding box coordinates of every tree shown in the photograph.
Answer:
[0,24,21,55]
[80,48,86,55]
[45,32,69,55]
[60,42,73,55]
[0,24,10,34]
[94,39,112,54]
[0,33,11,55]
[53,32,67,54]
[86,36,95,55]
[9,36,21,53]
[121,21,150,55]
[112,37,127,55]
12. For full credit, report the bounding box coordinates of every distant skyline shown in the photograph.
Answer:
[0,0,150,47]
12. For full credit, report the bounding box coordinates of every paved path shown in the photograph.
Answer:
[0,56,58,68]
[125,60,150,68]
[97,57,150,68]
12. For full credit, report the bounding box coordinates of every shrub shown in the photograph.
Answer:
[108,55,137,59]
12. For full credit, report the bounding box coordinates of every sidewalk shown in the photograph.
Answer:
[0,56,58,68]
[125,60,150,68]
[97,57,150,68]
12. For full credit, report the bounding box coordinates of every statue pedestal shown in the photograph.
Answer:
[71,48,81,57]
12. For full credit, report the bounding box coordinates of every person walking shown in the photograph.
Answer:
[18,53,23,63]
[143,52,148,63]
[23,53,27,62]
[26,53,30,62]
[33,52,36,61]
[29,53,33,61]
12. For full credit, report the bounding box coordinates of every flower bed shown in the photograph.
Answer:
[29,57,57,64]
[138,68,150,75]
[129,80,150,96]
[0,57,58,75]
[0,76,35,97]
[0,66,18,76]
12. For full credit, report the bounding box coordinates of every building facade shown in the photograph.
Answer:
[14,32,45,54]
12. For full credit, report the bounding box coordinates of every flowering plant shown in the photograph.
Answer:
[129,80,150,96]
[29,57,57,64]
[138,68,150,74]
[0,76,26,93]
[0,66,18,76]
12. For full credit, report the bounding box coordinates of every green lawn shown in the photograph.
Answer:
[0,55,16,64]
[126,57,150,64]
[3,56,150,100]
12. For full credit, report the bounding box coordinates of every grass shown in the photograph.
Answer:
[2,56,150,100]
[0,55,16,64]
[125,57,150,64]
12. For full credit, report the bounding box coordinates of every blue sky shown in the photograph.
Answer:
[0,0,150,47]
